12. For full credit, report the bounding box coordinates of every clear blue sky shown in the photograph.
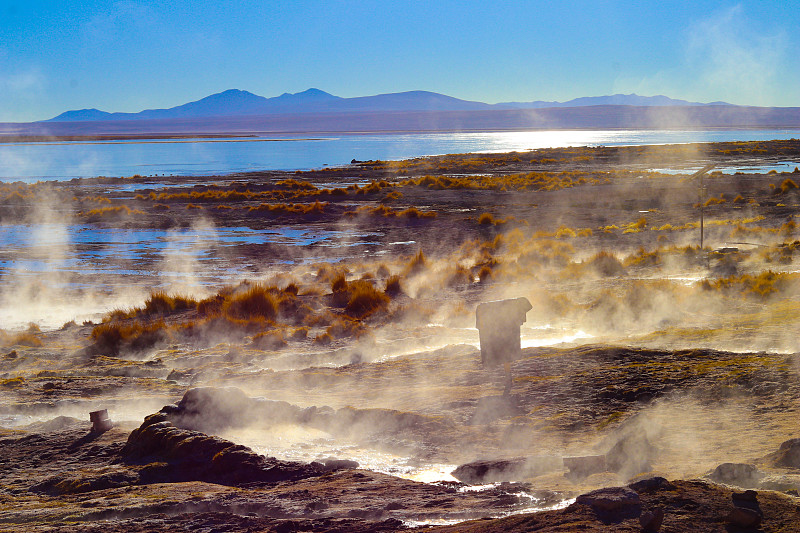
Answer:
[1,0,798,122]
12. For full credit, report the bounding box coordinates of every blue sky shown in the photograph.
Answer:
[1,0,798,122]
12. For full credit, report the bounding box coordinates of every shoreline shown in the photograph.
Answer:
[2,126,800,145]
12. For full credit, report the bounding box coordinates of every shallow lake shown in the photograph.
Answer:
[2,128,800,182]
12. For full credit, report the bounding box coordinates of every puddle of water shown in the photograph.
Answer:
[237,425,459,483]
[402,496,576,527]
[651,161,800,175]
[521,326,593,348]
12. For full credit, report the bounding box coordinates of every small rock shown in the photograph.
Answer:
[628,476,675,493]
[726,506,762,528]
[639,506,665,532]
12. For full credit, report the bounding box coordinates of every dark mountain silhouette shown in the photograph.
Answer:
[44,89,731,122]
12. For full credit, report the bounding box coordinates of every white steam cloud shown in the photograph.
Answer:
[614,5,789,106]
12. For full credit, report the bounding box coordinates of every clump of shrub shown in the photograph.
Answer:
[0,329,42,347]
[345,280,390,318]
[223,285,280,321]
[329,275,391,319]
[587,250,625,277]
[250,330,287,350]
[90,320,169,356]
[381,191,403,203]
[477,212,506,225]
[778,178,799,194]
[384,275,403,297]
[447,265,473,287]
[622,217,647,234]
[82,205,145,219]
[141,292,196,316]
[699,270,800,298]
[406,250,427,274]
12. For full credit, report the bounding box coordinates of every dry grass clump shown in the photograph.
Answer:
[759,241,800,264]
[142,292,196,316]
[622,217,647,234]
[700,270,800,298]
[223,285,279,321]
[90,320,169,356]
[315,264,349,285]
[329,275,391,319]
[248,201,326,216]
[703,194,726,207]
[0,329,42,347]
[406,170,617,193]
[81,205,145,219]
[0,376,25,389]
[777,178,799,194]
[250,330,287,350]
[380,190,403,203]
[384,275,403,297]
[289,327,309,340]
[406,250,427,274]
[586,250,625,277]
[275,179,317,190]
[325,316,364,339]
[447,265,474,287]
[344,280,390,318]
[623,247,663,268]
[344,205,437,219]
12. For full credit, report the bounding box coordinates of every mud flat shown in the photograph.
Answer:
[2,140,800,531]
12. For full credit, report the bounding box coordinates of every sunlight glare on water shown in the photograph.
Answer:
[233,425,459,483]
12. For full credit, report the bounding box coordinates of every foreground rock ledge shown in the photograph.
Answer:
[118,387,360,486]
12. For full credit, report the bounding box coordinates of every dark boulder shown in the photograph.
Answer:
[574,486,642,522]
[628,476,675,493]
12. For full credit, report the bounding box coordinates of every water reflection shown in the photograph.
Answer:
[3,128,800,182]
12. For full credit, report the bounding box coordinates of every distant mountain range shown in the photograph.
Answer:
[1,89,797,136]
[44,89,733,122]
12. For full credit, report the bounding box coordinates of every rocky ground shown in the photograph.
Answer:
[2,140,800,531]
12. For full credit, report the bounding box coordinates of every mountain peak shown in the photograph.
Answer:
[274,88,339,102]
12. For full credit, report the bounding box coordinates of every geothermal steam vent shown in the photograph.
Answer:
[476,297,532,366]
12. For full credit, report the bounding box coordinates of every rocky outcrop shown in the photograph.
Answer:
[451,456,561,484]
[120,388,361,486]
[708,462,764,488]
[763,437,800,469]
[573,486,642,522]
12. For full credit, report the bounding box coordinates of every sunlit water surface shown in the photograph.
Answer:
[3,128,800,182]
